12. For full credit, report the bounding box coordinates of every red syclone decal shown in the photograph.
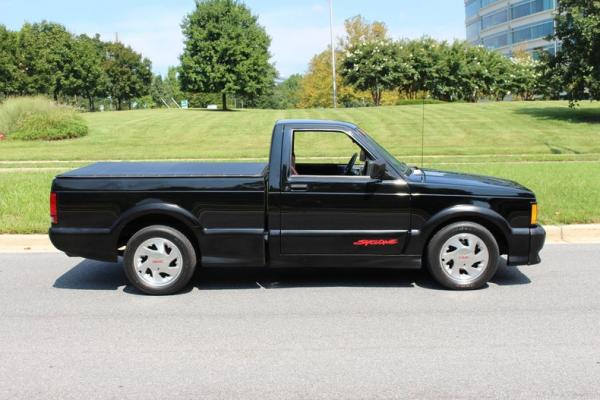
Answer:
[353,239,399,247]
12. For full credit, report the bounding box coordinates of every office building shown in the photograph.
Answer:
[465,0,558,56]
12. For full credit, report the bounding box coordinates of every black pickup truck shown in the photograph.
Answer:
[49,120,545,294]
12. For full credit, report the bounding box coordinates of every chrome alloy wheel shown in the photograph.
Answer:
[439,233,489,284]
[133,237,183,287]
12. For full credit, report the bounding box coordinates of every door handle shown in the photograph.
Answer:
[289,183,308,191]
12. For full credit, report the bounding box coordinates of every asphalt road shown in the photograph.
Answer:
[0,245,599,400]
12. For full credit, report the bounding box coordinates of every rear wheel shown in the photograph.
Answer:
[123,225,197,295]
[426,222,499,290]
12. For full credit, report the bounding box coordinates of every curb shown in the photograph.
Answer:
[0,235,57,253]
[1,225,600,253]
[544,224,600,244]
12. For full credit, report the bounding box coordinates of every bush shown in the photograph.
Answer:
[11,111,88,141]
[395,99,446,106]
[0,96,88,141]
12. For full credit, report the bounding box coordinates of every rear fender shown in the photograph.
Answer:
[112,202,201,244]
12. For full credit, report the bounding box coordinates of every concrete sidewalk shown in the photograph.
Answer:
[1,224,599,253]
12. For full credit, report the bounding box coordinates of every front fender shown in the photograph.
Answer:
[405,204,511,255]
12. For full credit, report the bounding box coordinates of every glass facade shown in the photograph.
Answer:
[483,32,509,49]
[465,0,557,54]
[466,21,481,42]
[481,9,508,30]
[477,0,554,31]
[465,0,480,18]
[512,20,554,44]
[511,0,555,20]
[466,0,501,18]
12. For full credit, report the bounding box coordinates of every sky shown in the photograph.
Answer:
[1,0,466,78]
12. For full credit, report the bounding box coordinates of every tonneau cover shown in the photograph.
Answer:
[59,162,268,178]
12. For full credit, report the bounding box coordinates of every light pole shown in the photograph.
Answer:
[329,0,337,108]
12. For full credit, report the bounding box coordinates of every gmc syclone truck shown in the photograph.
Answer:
[50,120,545,295]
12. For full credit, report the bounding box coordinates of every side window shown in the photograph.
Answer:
[291,131,371,177]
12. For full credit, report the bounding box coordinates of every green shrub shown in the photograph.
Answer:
[395,99,446,106]
[0,96,88,141]
[11,111,88,141]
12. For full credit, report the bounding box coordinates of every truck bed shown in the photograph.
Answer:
[58,162,268,178]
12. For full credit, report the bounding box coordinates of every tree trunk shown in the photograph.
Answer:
[88,97,95,112]
[222,92,228,110]
[117,99,122,111]
[371,87,381,106]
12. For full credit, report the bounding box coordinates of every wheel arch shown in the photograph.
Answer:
[414,205,510,256]
[113,204,201,256]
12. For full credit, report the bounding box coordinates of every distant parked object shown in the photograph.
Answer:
[207,104,218,110]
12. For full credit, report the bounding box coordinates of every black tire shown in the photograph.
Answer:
[123,225,197,295]
[426,222,499,290]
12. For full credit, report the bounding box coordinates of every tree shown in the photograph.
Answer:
[273,74,302,109]
[250,74,303,109]
[425,40,512,102]
[151,75,168,107]
[552,0,600,102]
[342,39,415,106]
[15,21,73,99]
[104,41,152,110]
[63,34,108,111]
[151,67,184,108]
[163,66,184,103]
[179,0,276,110]
[299,48,369,108]
[400,37,444,99]
[0,26,20,97]
[339,15,388,50]
[536,50,565,100]
[507,50,541,101]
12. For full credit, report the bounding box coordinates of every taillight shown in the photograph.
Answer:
[50,192,58,224]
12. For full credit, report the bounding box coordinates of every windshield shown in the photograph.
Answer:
[357,128,412,176]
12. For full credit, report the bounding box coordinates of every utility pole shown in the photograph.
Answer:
[329,0,337,108]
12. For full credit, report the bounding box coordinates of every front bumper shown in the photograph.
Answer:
[507,225,546,266]
[528,225,546,265]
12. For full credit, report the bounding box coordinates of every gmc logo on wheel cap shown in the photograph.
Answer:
[353,239,399,247]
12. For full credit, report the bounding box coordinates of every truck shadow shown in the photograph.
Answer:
[53,257,530,294]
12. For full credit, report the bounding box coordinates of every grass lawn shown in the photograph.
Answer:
[1,101,599,233]
[0,101,600,162]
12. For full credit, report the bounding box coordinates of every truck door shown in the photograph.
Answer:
[277,127,411,263]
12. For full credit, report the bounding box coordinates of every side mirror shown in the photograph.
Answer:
[368,160,386,180]
[359,149,366,162]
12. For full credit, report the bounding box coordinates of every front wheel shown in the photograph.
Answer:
[426,222,499,290]
[123,225,197,295]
